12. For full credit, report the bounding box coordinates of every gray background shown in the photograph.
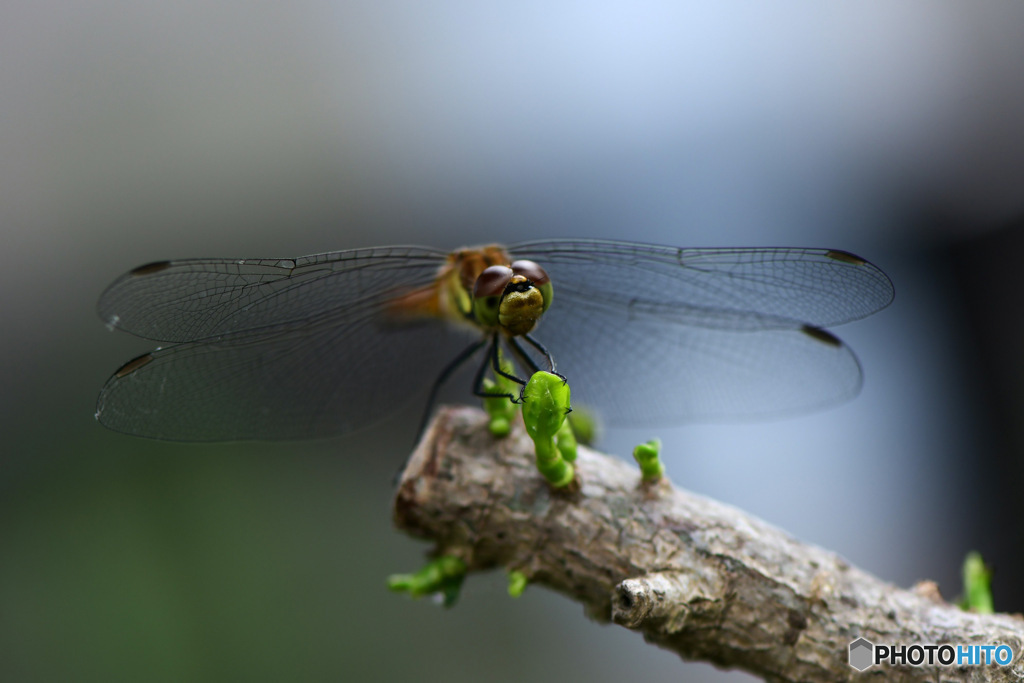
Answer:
[4,2,1024,681]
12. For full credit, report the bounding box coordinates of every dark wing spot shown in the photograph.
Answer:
[114,352,155,378]
[130,261,172,276]
[824,250,867,266]
[801,325,842,347]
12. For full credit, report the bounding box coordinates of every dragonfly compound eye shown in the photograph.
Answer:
[473,265,513,327]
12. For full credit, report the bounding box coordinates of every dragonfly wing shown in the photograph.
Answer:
[96,313,479,440]
[532,301,862,424]
[511,239,893,329]
[98,246,452,342]
[96,245,480,440]
[510,239,890,423]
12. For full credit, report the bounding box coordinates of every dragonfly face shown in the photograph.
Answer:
[96,239,893,441]
[393,245,552,338]
[469,261,553,336]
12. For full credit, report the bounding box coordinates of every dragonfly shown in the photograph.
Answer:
[96,239,894,441]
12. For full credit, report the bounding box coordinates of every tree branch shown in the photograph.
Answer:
[392,406,1024,682]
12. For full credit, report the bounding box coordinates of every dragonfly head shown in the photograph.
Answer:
[472,260,553,336]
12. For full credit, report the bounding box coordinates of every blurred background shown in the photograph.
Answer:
[3,1,1024,681]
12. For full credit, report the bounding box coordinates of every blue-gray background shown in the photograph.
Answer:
[4,2,1024,681]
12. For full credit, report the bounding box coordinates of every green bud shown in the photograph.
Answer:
[960,551,993,614]
[507,570,528,598]
[388,555,467,607]
[633,438,664,482]
[481,351,520,437]
[566,406,600,446]
[522,372,570,440]
[482,378,516,437]
[522,372,574,487]
[556,418,577,463]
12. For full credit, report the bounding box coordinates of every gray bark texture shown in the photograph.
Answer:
[392,406,1024,682]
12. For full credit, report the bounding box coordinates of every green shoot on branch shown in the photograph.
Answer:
[481,351,520,437]
[556,418,577,463]
[633,438,664,482]
[959,551,994,614]
[508,570,528,598]
[522,371,574,488]
[566,406,599,447]
[387,555,467,607]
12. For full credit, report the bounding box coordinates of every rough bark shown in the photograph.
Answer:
[392,406,1024,682]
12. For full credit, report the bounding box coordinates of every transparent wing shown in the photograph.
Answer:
[98,245,452,342]
[96,246,478,440]
[510,239,893,423]
[96,318,478,440]
[527,310,864,424]
[96,239,895,438]
[511,239,893,329]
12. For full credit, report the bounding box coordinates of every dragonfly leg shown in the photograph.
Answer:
[473,335,526,404]
[520,333,566,382]
[416,337,489,440]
